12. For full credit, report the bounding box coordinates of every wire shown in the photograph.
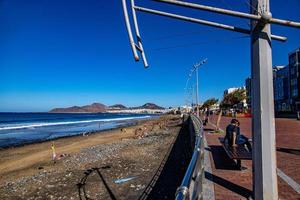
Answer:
[220,0,251,28]
[146,29,215,41]
[149,35,249,51]
[243,0,262,16]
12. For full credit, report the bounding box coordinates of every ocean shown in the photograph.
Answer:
[0,112,156,148]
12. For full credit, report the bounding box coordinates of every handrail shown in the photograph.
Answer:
[175,114,204,200]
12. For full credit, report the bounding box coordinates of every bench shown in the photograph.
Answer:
[219,137,252,170]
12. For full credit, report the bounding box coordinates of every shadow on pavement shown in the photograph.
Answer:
[205,171,253,199]
[208,145,240,170]
[277,147,300,155]
[138,123,193,200]
[204,128,215,132]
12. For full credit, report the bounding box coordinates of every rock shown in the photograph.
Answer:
[46,184,55,189]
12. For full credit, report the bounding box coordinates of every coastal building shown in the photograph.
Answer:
[273,65,290,111]
[245,48,300,113]
[180,105,193,113]
[224,87,240,96]
[289,48,300,112]
[107,108,167,114]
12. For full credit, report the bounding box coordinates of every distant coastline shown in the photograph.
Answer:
[49,102,166,114]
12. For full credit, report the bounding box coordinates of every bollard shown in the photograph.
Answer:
[297,111,300,120]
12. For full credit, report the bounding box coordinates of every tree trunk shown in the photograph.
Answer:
[216,109,223,131]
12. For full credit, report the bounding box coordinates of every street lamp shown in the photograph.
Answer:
[187,59,207,118]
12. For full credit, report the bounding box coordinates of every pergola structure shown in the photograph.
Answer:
[121,0,300,199]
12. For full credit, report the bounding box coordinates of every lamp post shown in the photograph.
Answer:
[193,59,207,118]
[185,59,207,117]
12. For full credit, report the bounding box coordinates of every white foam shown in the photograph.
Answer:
[0,116,151,131]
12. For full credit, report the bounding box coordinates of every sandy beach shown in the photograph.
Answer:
[0,115,182,200]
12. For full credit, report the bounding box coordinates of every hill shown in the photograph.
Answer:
[135,103,164,110]
[49,102,164,113]
[49,103,106,113]
[108,104,127,110]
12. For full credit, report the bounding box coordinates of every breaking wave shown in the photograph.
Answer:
[0,115,151,131]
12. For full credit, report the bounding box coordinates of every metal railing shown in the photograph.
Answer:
[175,114,204,200]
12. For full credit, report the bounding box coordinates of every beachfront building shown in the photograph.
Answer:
[245,48,300,112]
[180,105,193,113]
[273,65,291,111]
[224,87,240,96]
[107,108,167,114]
[289,48,300,112]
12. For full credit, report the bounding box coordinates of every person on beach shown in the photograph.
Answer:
[121,128,127,133]
[51,142,57,163]
[225,119,252,152]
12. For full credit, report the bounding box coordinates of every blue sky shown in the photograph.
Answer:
[0,0,299,112]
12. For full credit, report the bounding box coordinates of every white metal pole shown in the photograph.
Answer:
[251,0,278,199]
[134,6,286,41]
[155,0,300,27]
[196,66,199,118]
[122,0,139,61]
[191,84,194,112]
[130,0,149,67]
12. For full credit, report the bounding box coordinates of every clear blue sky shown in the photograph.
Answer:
[0,0,299,112]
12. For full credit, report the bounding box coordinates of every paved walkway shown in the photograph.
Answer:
[203,115,300,200]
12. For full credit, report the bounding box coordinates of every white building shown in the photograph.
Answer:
[107,108,167,114]
[224,86,247,110]
[223,86,245,96]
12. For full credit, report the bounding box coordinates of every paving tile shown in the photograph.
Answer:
[204,115,300,199]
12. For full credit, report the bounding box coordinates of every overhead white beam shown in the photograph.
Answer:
[154,0,300,28]
[134,6,287,41]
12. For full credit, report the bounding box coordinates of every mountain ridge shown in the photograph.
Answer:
[49,102,164,113]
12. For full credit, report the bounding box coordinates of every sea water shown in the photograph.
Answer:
[0,112,155,148]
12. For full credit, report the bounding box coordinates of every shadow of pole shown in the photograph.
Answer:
[276,147,300,155]
[77,167,117,200]
[95,168,117,200]
[205,171,253,198]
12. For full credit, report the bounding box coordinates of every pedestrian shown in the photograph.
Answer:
[51,142,57,163]
[204,108,209,125]
[225,119,251,152]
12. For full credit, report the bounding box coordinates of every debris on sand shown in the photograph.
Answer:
[114,176,136,184]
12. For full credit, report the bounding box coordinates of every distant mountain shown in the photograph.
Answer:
[108,104,127,110]
[49,102,164,113]
[49,103,106,113]
[135,103,164,110]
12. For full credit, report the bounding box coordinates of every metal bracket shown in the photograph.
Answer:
[175,186,190,199]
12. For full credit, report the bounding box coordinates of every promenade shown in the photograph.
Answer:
[204,115,300,199]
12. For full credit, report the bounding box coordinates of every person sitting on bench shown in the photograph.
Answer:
[225,119,252,152]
